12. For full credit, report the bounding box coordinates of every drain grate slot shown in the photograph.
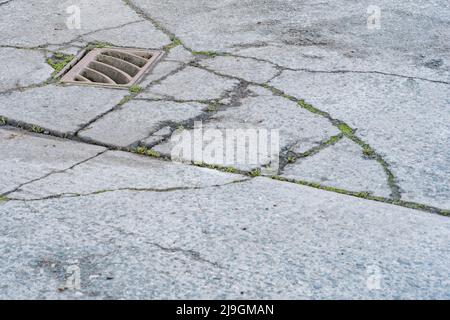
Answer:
[61,47,164,88]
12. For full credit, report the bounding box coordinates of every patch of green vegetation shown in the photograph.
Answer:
[249,168,261,177]
[87,41,113,51]
[165,37,183,50]
[328,135,341,144]
[337,123,354,136]
[192,51,218,58]
[441,209,450,216]
[135,146,161,158]
[47,53,75,74]
[0,116,6,126]
[287,156,296,163]
[118,95,133,106]
[193,162,240,174]
[297,99,327,116]
[129,85,143,94]
[31,125,45,134]
[362,144,376,158]
[0,195,8,203]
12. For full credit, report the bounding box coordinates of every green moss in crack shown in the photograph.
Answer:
[47,53,75,74]
[118,95,133,106]
[129,85,143,94]
[287,156,296,163]
[337,123,354,136]
[86,41,113,51]
[192,51,218,58]
[135,146,161,158]
[0,116,6,126]
[297,99,327,116]
[362,144,376,159]
[165,37,183,50]
[31,125,45,134]
[249,168,261,177]
[0,195,8,203]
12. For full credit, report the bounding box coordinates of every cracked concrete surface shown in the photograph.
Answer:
[0,0,449,299]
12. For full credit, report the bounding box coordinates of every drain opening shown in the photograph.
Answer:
[60,48,164,88]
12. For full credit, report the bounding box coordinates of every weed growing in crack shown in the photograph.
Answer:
[287,156,296,163]
[0,116,6,126]
[129,85,143,94]
[362,145,376,158]
[135,146,161,158]
[165,37,183,50]
[0,195,8,203]
[31,125,45,134]
[118,95,133,106]
[193,162,240,174]
[337,123,354,136]
[47,53,75,74]
[86,41,113,51]
[249,168,262,177]
[297,99,326,116]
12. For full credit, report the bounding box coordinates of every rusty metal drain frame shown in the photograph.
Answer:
[57,47,164,89]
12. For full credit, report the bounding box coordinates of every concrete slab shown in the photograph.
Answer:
[282,137,392,198]
[142,66,239,100]
[1,177,449,299]
[271,71,450,209]
[0,48,53,92]
[0,85,127,135]
[0,126,105,195]
[79,100,205,147]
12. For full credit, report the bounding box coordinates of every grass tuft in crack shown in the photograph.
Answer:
[0,116,6,126]
[47,52,75,74]
[0,195,9,203]
[129,85,143,94]
[165,37,183,51]
[337,123,354,136]
[31,125,45,134]
[135,146,161,158]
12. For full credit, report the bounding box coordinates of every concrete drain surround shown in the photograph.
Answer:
[61,48,164,88]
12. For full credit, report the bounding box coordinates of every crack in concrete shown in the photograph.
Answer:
[1,149,108,197]
[0,0,13,7]
[278,134,344,173]
[0,1,444,214]
[212,52,450,86]
[272,175,449,217]
[148,242,223,269]
[6,178,250,202]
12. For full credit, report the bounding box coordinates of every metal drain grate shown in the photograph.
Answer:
[60,48,164,88]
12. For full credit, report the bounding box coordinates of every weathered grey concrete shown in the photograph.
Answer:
[153,86,340,170]
[282,138,391,198]
[0,85,127,135]
[165,45,195,63]
[79,100,205,147]
[0,0,141,47]
[272,71,450,208]
[0,48,53,92]
[0,126,105,195]
[81,20,171,49]
[1,176,449,299]
[1,0,449,300]
[200,56,279,83]
[142,66,239,100]
[8,150,247,201]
